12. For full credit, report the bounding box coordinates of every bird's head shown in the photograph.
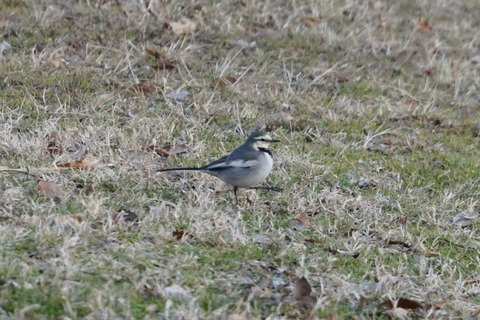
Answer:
[247,131,281,149]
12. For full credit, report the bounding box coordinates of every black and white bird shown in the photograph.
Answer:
[158,130,281,201]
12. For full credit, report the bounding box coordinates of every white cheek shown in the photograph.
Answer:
[258,142,270,149]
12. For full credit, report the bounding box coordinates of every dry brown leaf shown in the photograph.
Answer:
[168,18,198,35]
[299,16,320,26]
[211,76,238,88]
[69,216,82,223]
[156,60,176,71]
[56,154,98,169]
[38,180,64,199]
[130,82,158,94]
[173,229,185,241]
[84,185,94,196]
[146,145,170,157]
[146,143,189,158]
[294,276,312,299]
[211,78,227,88]
[224,76,237,84]
[146,48,161,59]
[431,301,448,310]
[416,18,433,32]
[293,212,310,227]
[145,48,176,70]
[383,297,423,310]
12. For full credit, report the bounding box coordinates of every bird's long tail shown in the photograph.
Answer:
[158,167,206,172]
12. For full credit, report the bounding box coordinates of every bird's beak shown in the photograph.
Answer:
[269,138,281,143]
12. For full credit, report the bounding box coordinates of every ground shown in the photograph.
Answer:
[0,0,479,319]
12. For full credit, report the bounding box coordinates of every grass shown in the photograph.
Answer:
[1,0,480,319]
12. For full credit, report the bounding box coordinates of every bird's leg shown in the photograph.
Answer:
[233,186,239,204]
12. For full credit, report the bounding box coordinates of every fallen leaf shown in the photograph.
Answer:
[292,212,310,227]
[450,210,479,227]
[38,180,64,199]
[147,146,170,157]
[145,48,176,70]
[130,82,158,94]
[294,277,312,300]
[211,76,238,88]
[146,142,189,157]
[69,216,82,223]
[172,229,192,241]
[382,297,423,310]
[431,301,448,310]
[299,16,320,26]
[56,154,98,169]
[167,18,197,35]
[416,18,433,32]
[84,185,94,196]
[211,78,227,88]
[146,48,161,59]
[224,76,238,84]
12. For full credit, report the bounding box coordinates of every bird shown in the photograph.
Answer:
[158,130,281,202]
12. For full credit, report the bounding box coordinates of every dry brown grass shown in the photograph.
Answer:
[1,0,480,319]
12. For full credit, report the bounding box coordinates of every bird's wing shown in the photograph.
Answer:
[206,155,258,170]
[204,155,228,169]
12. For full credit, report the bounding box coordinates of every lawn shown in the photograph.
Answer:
[1,0,479,319]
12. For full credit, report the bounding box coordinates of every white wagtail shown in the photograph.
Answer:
[158,130,281,202]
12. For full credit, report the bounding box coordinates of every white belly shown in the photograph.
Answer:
[223,152,273,188]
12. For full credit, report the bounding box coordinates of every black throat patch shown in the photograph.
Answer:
[258,147,272,157]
